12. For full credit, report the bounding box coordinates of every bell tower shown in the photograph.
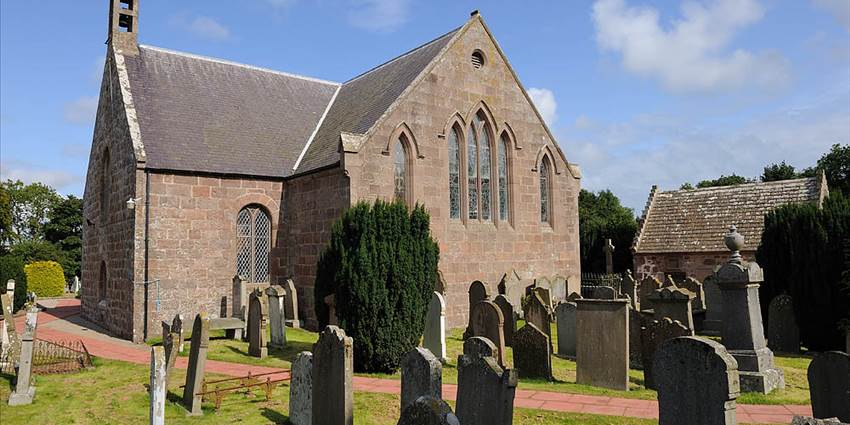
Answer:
[108,0,139,55]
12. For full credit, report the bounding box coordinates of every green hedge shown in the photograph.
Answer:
[23,260,65,298]
[756,193,850,350]
[315,200,439,373]
[0,255,28,311]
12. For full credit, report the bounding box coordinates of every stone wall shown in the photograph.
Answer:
[343,19,582,328]
[633,251,756,282]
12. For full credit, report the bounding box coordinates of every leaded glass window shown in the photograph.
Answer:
[448,127,461,219]
[498,134,509,222]
[467,124,478,220]
[236,206,271,283]
[479,121,492,221]
[540,157,551,224]
[394,136,408,202]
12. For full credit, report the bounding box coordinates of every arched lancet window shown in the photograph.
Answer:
[394,135,409,202]
[236,206,271,283]
[498,133,510,222]
[98,261,107,301]
[467,111,493,221]
[100,148,111,224]
[448,126,461,219]
[540,156,552,224]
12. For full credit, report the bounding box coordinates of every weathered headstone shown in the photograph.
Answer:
[401,347,442,412]
[575,299,629,391]
[549,275,566,303]
[290,351,313,425]
[266,285,287,349]
[648,285,695,332]
[604,238,615,275]
[463,281,490,339]
[1,280,17,340]
[232,274,247,339]
[622,270,639,310]
[654,336,740,425]
[532,286,553,313]
[493,295,516,347]
[638,275,662,311]
[767,295,800,353]
[808,351,850,422]
[555,302,577,358]
[423,292,447,362]
[790,417,845,425]
[183,312,210,415]
[397,396,460,425]
[703,274,723,335]
[149,346,166,425]
[628,307,646,369]
[7,308,37,406]
[248,289,268,358]
[585,285,617,300]
[713,225,785,394]
[162,331,180,386]
[312,326,354,425]
[512,323,553,380]
[324,294,339,326]
[455,337,518,425]
[680,277,707,311]
[471,300,506,367]
[640,317,691,389]
[172,314,185,353]
[523,292,551,344]
[284,278,300,328]
[498,270,524,317]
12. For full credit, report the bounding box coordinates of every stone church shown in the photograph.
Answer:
[83,0,582,342]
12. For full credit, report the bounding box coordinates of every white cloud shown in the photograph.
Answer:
[63,96,98,125]
[591,0,790,93]
[812,0,850,32]
[188,17,231,41]
[528,88,558,127]
[348,0,410,32]
[0,161,82,193]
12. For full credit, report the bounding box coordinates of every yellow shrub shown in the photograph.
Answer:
[23,261,65,297]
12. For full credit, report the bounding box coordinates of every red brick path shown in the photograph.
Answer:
[11,300,811,423]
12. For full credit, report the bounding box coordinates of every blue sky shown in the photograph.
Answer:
[1,0,848,211]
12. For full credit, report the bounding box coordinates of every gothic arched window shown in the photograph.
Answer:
[394,135,409,202]
[467,111,493,221]
[236,206,271,283]
[540,156,552,224]
[448,126,461,219]
[498,133,510,222]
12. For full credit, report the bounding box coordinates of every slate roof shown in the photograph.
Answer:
[633,177,826,254]
[125,46,339,178]
[122,26,459,178]
[296,27,460,173]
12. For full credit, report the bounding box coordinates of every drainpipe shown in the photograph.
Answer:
[143,169,151,341]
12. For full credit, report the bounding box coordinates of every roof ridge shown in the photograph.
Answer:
[661,176,816,195]
[343,26,462,85]
[138,45,341,87]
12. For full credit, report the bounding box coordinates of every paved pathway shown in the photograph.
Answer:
[9,299,811,424]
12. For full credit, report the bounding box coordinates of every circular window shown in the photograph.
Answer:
[471,50,485,69]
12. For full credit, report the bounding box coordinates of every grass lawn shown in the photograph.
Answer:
[0,357,660,425]
[177,321,811,405]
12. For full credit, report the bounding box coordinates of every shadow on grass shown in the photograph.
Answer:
[261,407,289,424]
[226,345,250,357]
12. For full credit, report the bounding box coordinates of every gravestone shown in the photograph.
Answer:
[654,336,740,425]
[791,417,845,425]
[638,275,662,311]
[325,294,339,326]
[808,351,850,422]
[1,280,17,340]
[512,323,553,380]
[401,347,442,412]
[585,286,617,300]
[555,302,577,358]
[312,326,354,425]
[713,225,785,394]
[423,292,447,362]
[290,351,313,425]
[532,286,553,313]
[463,281,490,339]
[621,270,639,310]
[767,295,800,353]
[172,314,185,353]
[284,278,300,328]
[232,275,247,339]
[551,275,568,304]
[248,289,268,358]
[498,270,524,317]
[535,276,552,291]
[604,239,615,274]
[162,331,180,386]
[640,318,691,389]
[648,285,695,332]
[266,285,287,349]
[455,337,518,425]
[628,308,646,369]
[149,346,166,425]
[703,274,723,335]
[493,295,516,347]
[471,300,506,366]
[523,292,551,344]
[397,396,460,425]
[183,313,210,415]
[7,308,37,406]
[575,299,629,391]
[681,277,707,311]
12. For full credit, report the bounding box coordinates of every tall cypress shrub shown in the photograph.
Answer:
[757,193,850,350]
[314,200,439,372]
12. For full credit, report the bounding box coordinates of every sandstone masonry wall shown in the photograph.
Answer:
[633,251,756,282]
